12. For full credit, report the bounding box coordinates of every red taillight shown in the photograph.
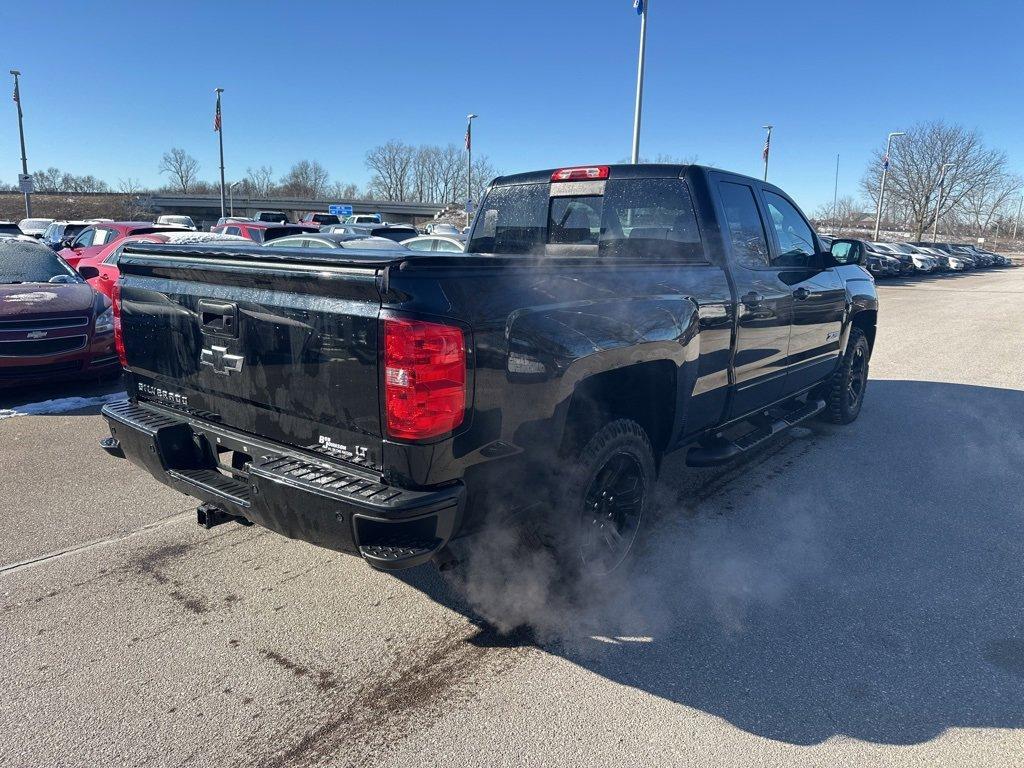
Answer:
[384,318,466,440]
[111,282,127,369]
[550,166,609,182]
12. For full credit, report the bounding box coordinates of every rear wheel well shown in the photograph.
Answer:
[851,310,877,351]
[561,361,676,462]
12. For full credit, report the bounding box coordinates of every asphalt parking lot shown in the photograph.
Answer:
[2,267,1023,767]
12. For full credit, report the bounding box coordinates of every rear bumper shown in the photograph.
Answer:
[102,399,464,570]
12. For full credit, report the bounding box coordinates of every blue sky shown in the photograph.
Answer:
[2,0,1022,211]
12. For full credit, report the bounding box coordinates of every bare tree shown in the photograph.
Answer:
[31,167,64,193]
[470,155,497,208]
[328,181,360,199]
[117,177,147,219]
[279,160,330,198]
[960,171,1022,235]
[245,165,275,198]
[365,140,416,200]
[159,148,200,194]
[861,121,1009,240]
[812,195,862,233]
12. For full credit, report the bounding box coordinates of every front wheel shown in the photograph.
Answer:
[821,327,870,424]
[554,419,656,577]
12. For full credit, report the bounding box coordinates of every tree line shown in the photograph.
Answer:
[1,142,495,208]
[816,120,1022,240]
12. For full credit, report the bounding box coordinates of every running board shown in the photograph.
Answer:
[686,399,825,468]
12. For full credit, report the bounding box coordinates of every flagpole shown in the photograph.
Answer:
[216,88,226,219]
[762,125,773,182]
[10,70,31,218]
[630,0,648,164]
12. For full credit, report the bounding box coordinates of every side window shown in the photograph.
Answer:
[97,228,118,245]
[224,226,241,236]
[435,239,464,252]
[72,227,96,247]
[103,245,125,265]
[762,191,816,267]
[718,182,770,268]
[307,240,334,249]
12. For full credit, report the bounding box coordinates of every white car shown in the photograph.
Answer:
[403,235,466,253]
[155,215,197,230]
[344,214,382,225]
[17,218,54,238]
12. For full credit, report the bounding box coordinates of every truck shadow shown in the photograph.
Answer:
[394,378,1024,746]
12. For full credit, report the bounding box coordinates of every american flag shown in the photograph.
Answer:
[464,120,471,152]
[633,0,644,14]
[882,153,890,171]
[762,130,771,163]
[214,93,222,132]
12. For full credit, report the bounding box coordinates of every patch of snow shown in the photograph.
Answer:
[0,392,125,420]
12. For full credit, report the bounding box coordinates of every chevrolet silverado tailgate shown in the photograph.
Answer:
[115,243,402,470]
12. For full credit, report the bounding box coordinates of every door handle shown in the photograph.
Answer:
[198,299,238,336]
[793,287,811,301]
[741,291,764,307]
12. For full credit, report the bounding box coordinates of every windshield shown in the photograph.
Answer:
[468,178,705,261]
[0,241,80,284]
[0,223,21,234]
[160,216,193,226]
[432,224,459,235]
[886,244,917,255]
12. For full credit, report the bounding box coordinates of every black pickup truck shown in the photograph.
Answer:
[101,164,877,575]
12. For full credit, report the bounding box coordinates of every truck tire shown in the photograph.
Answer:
[553,419,656,577]
[821,326,870,424]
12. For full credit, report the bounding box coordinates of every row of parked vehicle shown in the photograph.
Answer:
[818,235,1014,277]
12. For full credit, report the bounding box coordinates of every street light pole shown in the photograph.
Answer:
[873,130,904,241]
[630,0,649,164]
[9,70,31,218]
[1013,194,1023,241]
[465,113,477,229]
[229,181,241,217]
[215,88,226,219]
[931,163,955,243]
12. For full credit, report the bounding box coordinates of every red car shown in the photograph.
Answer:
[210,221,318,242]
[76,231,247,299]
[58,221,182,268]
[0,239,118,388]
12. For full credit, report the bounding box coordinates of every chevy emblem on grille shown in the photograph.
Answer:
[26,330,48,339]
[200,345,244,375]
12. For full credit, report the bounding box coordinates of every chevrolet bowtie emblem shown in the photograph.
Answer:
[200,345,244,375]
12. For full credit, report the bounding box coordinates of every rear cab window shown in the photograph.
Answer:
[468,176,705,261]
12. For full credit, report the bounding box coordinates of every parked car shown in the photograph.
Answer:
[17,218,54,238]
[76,231,247,299]
[210,221,318,243]
[253,211,290,224]
[102,162,877,576]
[855,241,900,277]
[263,233,406,251]
[0,239,118,388]
[914,242,993,267]
[403,235,466,253]
[58,222,184,269]
[213,216,252,227]
[299,213,342,227]
[900,244,969,271]
[959,245,1011,266]
[424,222,464,239]
[155,215,197,230]
[40,221,90,251]
[321,223,418,243]
[0,222,23,237]
[870,242,936,274]
[343,214,382,225]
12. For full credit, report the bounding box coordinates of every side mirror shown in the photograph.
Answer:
[830,239,863,266]
[77,265,100,280]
